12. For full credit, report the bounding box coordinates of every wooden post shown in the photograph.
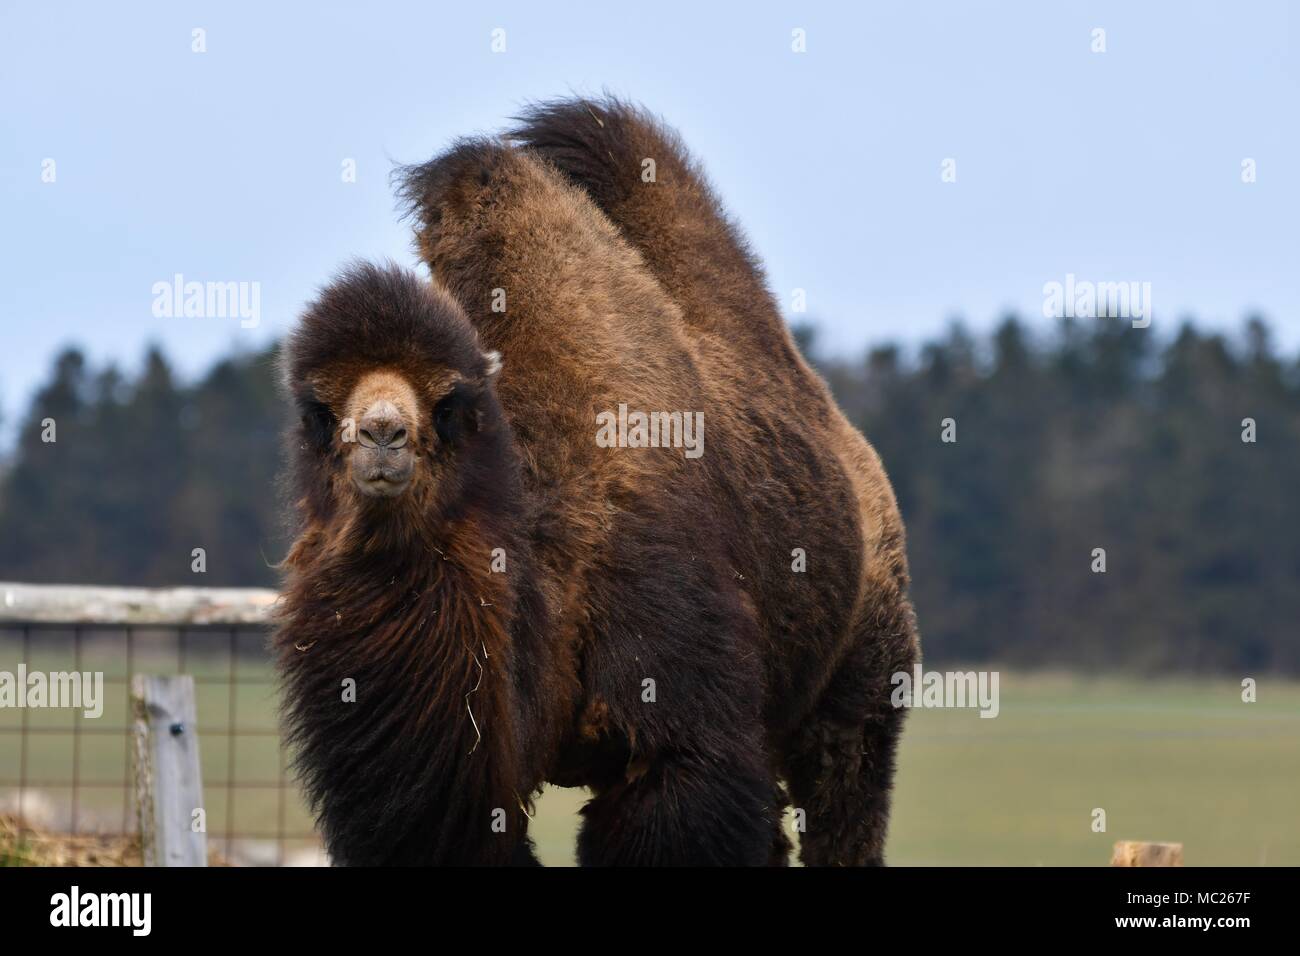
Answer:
[1111,841,1184,866]
[132,675,208,867]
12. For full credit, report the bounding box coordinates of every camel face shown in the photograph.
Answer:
[343,370,421,499]
[282,263,506,527]
[334,364,485,506]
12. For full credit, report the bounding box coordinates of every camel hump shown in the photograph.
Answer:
[397,137,514,257]
[508,98,670,220]
[510,97,790,352]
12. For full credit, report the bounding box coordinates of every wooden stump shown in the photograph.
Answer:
[1111,841,1183,866]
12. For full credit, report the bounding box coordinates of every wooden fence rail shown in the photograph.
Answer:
[0,582,278,626]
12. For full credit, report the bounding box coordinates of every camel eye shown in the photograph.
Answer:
[300,398,336,452]
[433,394,459,444]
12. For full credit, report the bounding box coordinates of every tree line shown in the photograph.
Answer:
[0,315,1294,674]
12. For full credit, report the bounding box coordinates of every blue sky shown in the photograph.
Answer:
[1,1,1296,444]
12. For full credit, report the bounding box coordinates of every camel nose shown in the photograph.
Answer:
[357,400,408,448]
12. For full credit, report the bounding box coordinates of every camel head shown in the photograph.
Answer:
[282,262,506,536]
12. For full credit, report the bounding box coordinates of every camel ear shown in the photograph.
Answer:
[482,350,503,379]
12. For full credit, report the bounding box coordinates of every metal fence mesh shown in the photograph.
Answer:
[0,621,318,866]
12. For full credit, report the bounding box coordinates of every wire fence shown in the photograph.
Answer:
[0,587,320,866]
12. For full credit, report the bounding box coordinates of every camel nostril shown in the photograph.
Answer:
[357,405,406,448]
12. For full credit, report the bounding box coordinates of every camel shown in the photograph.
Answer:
[275,99,918,865]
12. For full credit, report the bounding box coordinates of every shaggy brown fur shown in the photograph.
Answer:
[277,99,919,866]
[276,264,554,864]
[505,99,922,864]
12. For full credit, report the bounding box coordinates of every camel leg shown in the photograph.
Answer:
[577,747,781,866]
[782,594,918,866]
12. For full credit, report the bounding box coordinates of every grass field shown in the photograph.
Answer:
[2,634,1297,865]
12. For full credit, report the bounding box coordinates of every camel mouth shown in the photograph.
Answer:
[355,475,411,499]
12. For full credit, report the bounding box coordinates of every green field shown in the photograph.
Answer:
[3,636,1297,865]
[886,673,1300,866]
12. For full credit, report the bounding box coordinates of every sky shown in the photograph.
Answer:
[1,0,1296,445]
